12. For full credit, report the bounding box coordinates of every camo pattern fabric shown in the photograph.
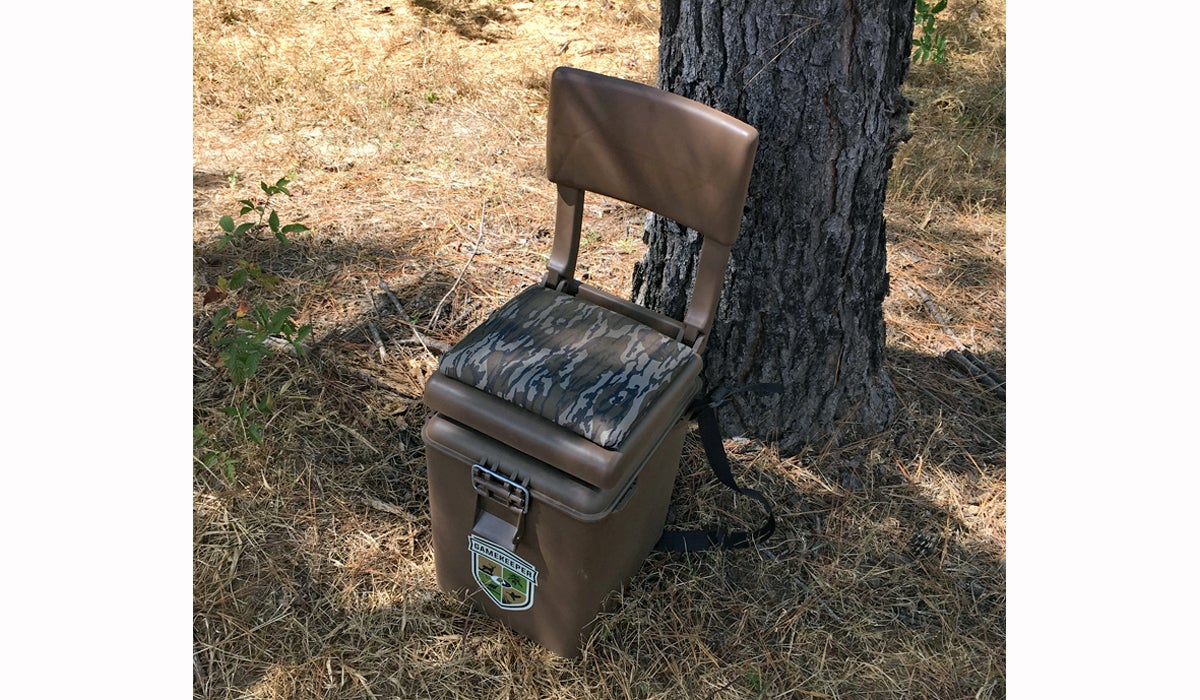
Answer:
[438,285,697,449]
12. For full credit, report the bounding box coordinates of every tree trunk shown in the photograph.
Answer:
[632,0,914,453]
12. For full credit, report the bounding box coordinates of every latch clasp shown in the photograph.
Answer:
[471,462,530,545]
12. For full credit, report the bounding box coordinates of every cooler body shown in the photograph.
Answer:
[422,413,688,657]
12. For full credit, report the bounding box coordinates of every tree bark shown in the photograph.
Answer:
[632,0,915,453]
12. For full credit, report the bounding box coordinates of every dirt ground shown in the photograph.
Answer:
[193,1,1005,697]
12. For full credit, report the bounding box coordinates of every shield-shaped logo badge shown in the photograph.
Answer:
[468,534,538,611]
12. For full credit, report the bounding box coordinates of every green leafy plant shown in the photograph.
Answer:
[194,424,238,482]
[913,0,948,64]
[210,301,311,385]
[218,260,280,295]
[203,174,313,458]
[221,390,279,446]
[218,175,310,247]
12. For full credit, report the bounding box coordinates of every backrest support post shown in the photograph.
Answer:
[683,240,732,349]
[545,185,584,289]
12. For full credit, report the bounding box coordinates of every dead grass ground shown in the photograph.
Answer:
[194,1,1005,697]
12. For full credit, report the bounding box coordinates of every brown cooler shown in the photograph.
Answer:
[421,66,759,658]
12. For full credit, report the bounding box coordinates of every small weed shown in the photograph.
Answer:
[425,91,438,103]
[220,390,278,446]
[745,669,764,695]
[207,173,313,454]
[210,302,310,385]
[218,260,281,295]
[194,424,237,482]
[913,0,948,64]
[218,175,310,248]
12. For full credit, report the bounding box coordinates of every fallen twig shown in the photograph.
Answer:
[945,350,1006,400]
[911,284,1006,401]
[348,368,414,396]
[913,285,964,352]
[366,319,386,362]
[263,336,313,355]
[964,349,1006,387]
[379,282,406,316]
[393,335,453,353]
[363,496,413,518]
[378,281,447,358]
[447,297,478,330]
[430,201,487,328]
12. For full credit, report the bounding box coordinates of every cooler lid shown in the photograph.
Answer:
[425,285,703,490]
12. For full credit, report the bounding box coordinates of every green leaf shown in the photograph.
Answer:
[280,223,309,234]
[252,303,273,327]
[224,460,237,482]
[254,271,280,291]
[235,318,259,332]
[268,307,294,333]
[260,181,272,194]
[930,0,947,13]
[220,215,235,233]
[268,210,280,233]
[229,267,248,289]
[248,423,264,445]
[234,222,255,237]
[275,231,289,245]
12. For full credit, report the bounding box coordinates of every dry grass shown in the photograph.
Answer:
[194,1,1005,697]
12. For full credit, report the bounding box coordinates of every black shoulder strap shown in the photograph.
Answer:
[653,384,780,553]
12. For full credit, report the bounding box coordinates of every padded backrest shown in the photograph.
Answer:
[546,67,758,247]
[543,67,759,348]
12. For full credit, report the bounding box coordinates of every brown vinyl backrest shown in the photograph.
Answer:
[543,66,758,349]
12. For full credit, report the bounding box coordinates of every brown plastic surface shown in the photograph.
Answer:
[424,360,700,493]
[543,66,758,347]
[424,415,688,658]
[545,66,757,247]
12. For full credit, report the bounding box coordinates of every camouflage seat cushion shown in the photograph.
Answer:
[437,285,697,449]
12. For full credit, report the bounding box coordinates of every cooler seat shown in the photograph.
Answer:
[437,284,699,450]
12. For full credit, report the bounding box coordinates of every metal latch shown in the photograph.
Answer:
[472,463,529,513]
[471,463,530,545]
